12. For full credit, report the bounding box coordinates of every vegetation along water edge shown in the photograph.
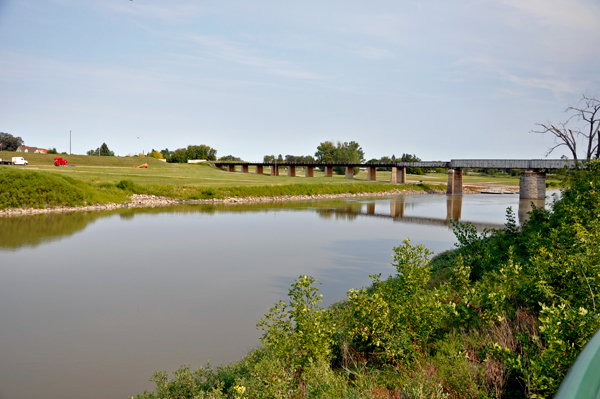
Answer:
[132,161,600,398]
[0,151,567,215]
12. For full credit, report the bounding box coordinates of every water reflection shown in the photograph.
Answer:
[0,192,558,399]
[518,198,546,224]
[0,194,554,251]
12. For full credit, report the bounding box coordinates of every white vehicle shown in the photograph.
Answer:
[1,157,29,165]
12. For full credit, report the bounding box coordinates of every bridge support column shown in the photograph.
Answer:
[401,167,407,184]
[255,165,263,174]
[519,171,546,200]
[391,167,398,183]
[287,165,296,177]
[271,165,279,176]
[446,169,463,195]
[345,167,354,179]
[324,166,333,177]
[305,166,314,177]
[367,167,377,181]
[241,165,249,173]
[228,165,236,172]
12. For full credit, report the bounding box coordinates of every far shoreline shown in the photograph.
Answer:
[0,182,521,218]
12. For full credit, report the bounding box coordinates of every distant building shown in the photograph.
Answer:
[16,146,48,154]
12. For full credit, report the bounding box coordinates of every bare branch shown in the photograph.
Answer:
[532,94,600,160]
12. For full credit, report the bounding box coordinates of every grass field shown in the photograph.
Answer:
[0,151,565,207]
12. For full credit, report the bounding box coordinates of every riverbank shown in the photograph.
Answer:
[133,164,598,399]
[0,163,521,217]
[0,187,447,217]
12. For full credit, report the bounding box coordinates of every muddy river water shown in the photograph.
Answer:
[0,192,557,399]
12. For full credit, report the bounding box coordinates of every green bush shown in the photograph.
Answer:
[136,161,600,399]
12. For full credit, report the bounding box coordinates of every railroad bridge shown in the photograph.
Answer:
[213,159,575,200]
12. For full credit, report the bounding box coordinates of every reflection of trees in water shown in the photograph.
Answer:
[2,195,538,250]
[0,212,103,250]
[316,207,360,221]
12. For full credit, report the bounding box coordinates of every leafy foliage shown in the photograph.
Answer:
[87,142,115,156]
[314,140,365,174]
[0,132,24,151]
[137,161,600,399]
[0,168,128,209]
[257,276,333,374]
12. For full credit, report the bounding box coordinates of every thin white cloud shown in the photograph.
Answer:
[503,73,579,94]
[97,1,210,24]
[182,34,326,81]
[500,0,600,31]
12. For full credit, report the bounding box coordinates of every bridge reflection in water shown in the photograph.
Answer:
[317,195,547,232]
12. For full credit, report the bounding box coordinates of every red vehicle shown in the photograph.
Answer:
[54,157,68,166]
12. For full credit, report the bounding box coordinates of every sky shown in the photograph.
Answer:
[1,0,599,161]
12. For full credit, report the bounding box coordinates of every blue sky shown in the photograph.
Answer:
[1,0,599,160]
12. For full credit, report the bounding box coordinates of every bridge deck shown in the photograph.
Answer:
[213,159,575,170]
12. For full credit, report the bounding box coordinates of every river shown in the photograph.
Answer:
[0,192,557,399]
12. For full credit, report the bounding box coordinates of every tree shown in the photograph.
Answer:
[187,145,217,161]
[169,148,188,163]
[99,143,114,156]
[147,150,163,159]
[218,155,243,161]
[47,148,58,154]
[0,132,24,151]
[315,141,365,174]
[160,148,171,160]
[378,156,393,171]
[532,94,600,161]
[401,153,425,175]
[263,155,275,163]
[87,143,114,156]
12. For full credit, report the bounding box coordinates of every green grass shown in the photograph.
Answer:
[0,151,566,208]
[0,167,129,209]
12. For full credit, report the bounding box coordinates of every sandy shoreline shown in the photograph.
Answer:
[0,184,517,218]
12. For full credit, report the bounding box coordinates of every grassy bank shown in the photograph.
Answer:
[0,167,128,209]
[0,151,445,209]
[0,151,566,209]
[0,151,565,189]
[0,164,438,209]
[134,162,600,399]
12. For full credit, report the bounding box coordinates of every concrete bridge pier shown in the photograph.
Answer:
[255,165,263,174]
[519,171,546,200]
[446,169,463,195]
[271,165,279,176]
[241,165,249,173]
[287,165,296,177]
[345,167,354,179]
[324,166,333,177]
[367,167,377,181]
[228,165,236,172]
[391,167,407,184]
[391,167,398,183]
[305,166,314,177]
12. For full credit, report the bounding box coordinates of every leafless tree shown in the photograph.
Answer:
[532,94,600,161]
